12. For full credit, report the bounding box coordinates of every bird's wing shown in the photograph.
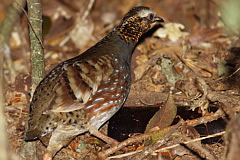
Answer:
[30,54,114,114]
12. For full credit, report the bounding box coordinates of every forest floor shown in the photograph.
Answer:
[1,0,240,159]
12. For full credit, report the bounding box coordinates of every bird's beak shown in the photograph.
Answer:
[154,16,164,23]
[150,16,164,29]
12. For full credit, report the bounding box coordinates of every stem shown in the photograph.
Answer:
[27,0,44,90]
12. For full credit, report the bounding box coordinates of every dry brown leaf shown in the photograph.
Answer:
[175,79,200,98]
[149,45,181,61]
[134,63,150,80]
[180,57,213,78]
[144,82,165,92]
[145,91,177,132]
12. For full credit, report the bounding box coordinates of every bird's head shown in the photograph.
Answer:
[116,6,164,43]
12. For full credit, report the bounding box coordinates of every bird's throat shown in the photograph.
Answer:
[117,17,149,43]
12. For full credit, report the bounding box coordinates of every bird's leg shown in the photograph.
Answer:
[89,128,119,145]
[43,129,75,160]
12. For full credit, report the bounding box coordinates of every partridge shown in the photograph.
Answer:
[25,6,164,159]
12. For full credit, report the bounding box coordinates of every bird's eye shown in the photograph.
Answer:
[147,13,154,21]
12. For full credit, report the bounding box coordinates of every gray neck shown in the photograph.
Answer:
[104,30,136,63]
[74,29,137,65]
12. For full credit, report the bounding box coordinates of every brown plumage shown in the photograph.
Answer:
[25,6,164,159]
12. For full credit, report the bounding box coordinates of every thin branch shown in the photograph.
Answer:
[131,122,182,160]
[108,131,225,159]
[81,0,95,21]
[19,0,44,159]
[155,131,225,153]
[15,0,44,49]
[27,0,45,90]
[99,109,225,159]
[0,0,26,45]
[228,66,240,78]
[0,0,26,82]
[178,134,217,160]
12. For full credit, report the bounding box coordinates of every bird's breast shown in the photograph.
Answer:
[83,57,131,129]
